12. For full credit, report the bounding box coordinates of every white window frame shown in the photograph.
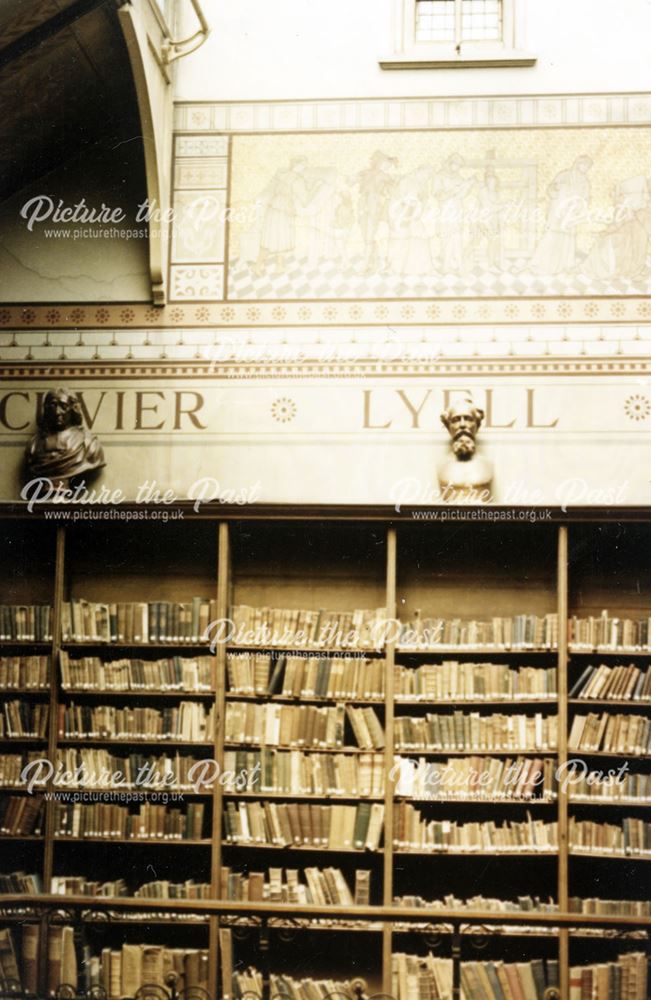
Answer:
[381,0,536,69]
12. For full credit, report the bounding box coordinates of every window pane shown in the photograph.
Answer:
[461,0,503,40]
[415,0,456,41]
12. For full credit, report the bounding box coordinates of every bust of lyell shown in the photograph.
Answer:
[25,389,105,485]
[438,397,493,503]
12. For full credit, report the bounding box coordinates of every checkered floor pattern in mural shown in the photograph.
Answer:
[227,255,651,300]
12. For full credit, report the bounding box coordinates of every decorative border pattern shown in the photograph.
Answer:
[1,299,650,328]
[174,93,651,134]
[1,358,650,381]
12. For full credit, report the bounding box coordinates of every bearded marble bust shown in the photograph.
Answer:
[25,389,105,486]
[438,397,493,503]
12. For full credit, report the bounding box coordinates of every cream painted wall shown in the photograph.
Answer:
[174,0,651,101]
[0,142,150,303]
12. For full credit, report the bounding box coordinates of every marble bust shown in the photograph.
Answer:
[25,389,106,486]
[438,397,493,503]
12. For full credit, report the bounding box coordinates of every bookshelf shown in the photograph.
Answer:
[566,523,651,990]
[0,514,649,999]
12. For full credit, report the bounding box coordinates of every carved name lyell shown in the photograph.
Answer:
[362,388,559,430]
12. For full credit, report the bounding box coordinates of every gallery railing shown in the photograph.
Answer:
[1,896,650,1000]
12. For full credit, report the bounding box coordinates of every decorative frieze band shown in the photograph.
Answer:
[1,299,650,330]
[173,93,651,135]
[1,358,650,380]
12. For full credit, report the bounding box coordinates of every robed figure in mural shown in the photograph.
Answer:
[530,156,593,275]
[356,151,399,273]
[387,165,435,276]
[255,157,318,275]
[436,154,476,274]
[583,176,651,280]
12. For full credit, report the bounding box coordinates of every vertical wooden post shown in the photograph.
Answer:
[259,919,271,1000]
[209,520,230,999]
[557,524,570,1000]
[451,923,462,1000]
[40,525,66,994]
[382,526,397,996]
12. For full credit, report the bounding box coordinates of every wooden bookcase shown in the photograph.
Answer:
[0,513,650,998]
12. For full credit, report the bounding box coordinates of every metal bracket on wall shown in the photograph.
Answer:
[160,0,209,64]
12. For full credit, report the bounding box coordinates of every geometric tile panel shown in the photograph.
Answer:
[170,189,227,264]
[170,265,224,300]
[169,135,229,301]
[174,158,228,190]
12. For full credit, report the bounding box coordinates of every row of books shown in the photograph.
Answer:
[224,800,384,850]
[570,662,651,701]
[222,865,370,906]
[58,701,216,741]
[6,600,651,651]
[569,818,651,856]
[572,897,651,916]
[227,665,563,712]
[570,769,651,803]
[228,603,387,649]
[393,755,556,801]
[0,926,40,994]
[393,892,651,919]
[3,871,649,921]
[0,751,640,805]
[6,871,648,922]
[393,805,558,852]
[227,651,386,699]
[54,802,206,840]
[0,928,209,999]
[0,605,52,642]
[229,968,357,1000]
[0,654,560,702]
[568,712,651,754]
[5,870,649,923]
[394,893,557,913]
[224,701,383,748]
[223,748,385,797]
[394,712,557,751]
[52,748,215,791]
[70,938,209,1000]
[0,871,41,894]
[394,662,558,702]
[8,805,651,855]
[569,953,647,1000]
[0,796,44,836]
[0,701,48,738]
[347,705,386,748]
[569,611,651,651]
[398,613,559,650]
[0,655,50,690]
[50,875,210,899]
[62,598,218,643]
[1,750,559,800]
[0,752,42,787]
[59,651,214,691]
[392,953,558,1000]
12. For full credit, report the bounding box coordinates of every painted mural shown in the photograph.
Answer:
[226,128,651,299]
